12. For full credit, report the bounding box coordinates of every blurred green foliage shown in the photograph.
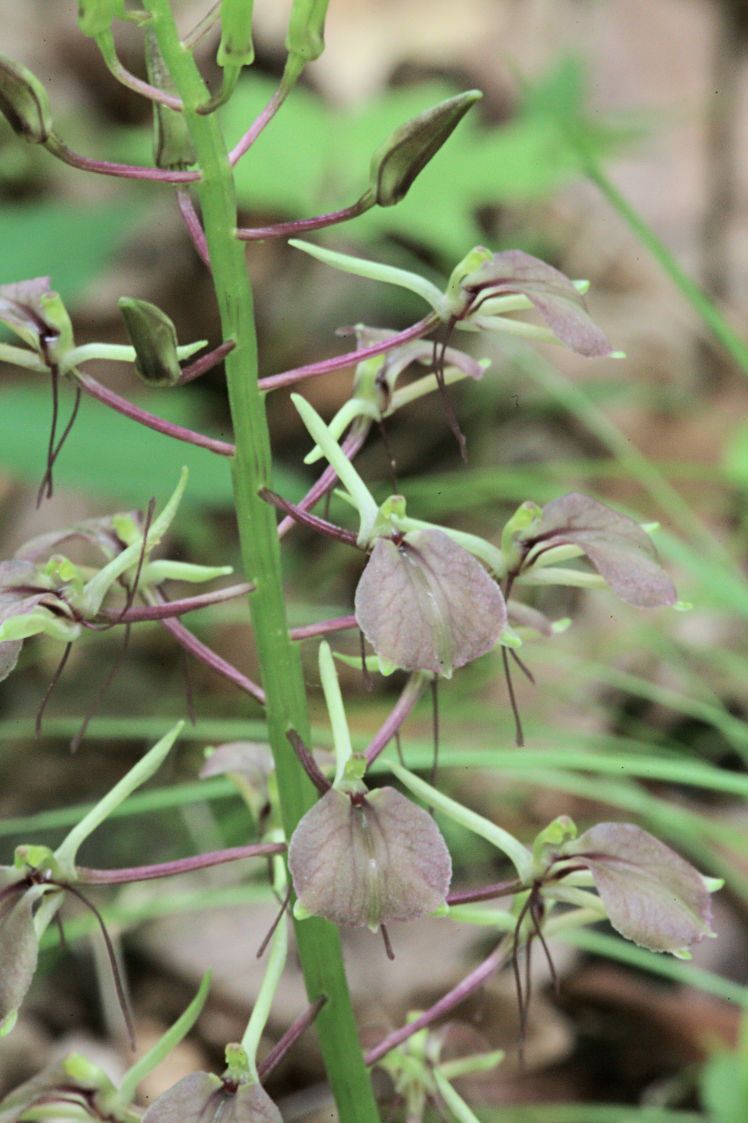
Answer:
[0,198,147,303]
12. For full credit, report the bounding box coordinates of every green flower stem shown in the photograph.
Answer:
[431,1068,483,1123]
[318,641,354,786]
[388,760,532,881]
[292,392,379,544]
[586,160,748,378]
[142,6,379,1118]
[59,339,205,374]
[290,237,445,311]
[241,854,288,1081]
[55,721,183,870]
[0,342,48,372]
[80,467,189,616]
[391,514,506,578]
[116,971,211,1108]
[386,359,491,416]
[518,567,608,590]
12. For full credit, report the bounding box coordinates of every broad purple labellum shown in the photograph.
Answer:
[561,822,714,954]
[517,492,677,608]
[355,528,506,676]
[460,249,612,357]
[288,786,452,931]
[141,1072,282,1123]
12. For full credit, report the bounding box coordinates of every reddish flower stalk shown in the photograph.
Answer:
[365,673,428,767]
[44,135,200,182]
[257,995,327,1080]
[446,877,523,906]
[236,195,372,242]
[229,83,288,166]
[96,34,184,110]
[75,842,286,885]
[97,583,254,623]
[278,425,368,540]
[259,487,360,547]
[177,187,210,266]
[72,368,235,456]
[258,314,439,392]
[287,729,331,794]
[178,339,236,384]
[365,935,512,1066]
[289,614,357,642]
[152,591,265,705]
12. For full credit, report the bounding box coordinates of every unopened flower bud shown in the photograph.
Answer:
[77,0,119,37]
[285,0,330,62]
[218,0,255,68]
[118,296,181,386]
[0,53,53,144]
[145,30,195,170]
[370,90,481,207]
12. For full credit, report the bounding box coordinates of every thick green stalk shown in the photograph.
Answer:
[143,4,379,1118]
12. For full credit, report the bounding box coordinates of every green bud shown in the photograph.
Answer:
[370,89,482,207]
[77,0,118,37]
[218,0,255,68]
[118,296,181,386]
[144,30,195,170]
[0,53,53,144]
[286,0,330,62]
